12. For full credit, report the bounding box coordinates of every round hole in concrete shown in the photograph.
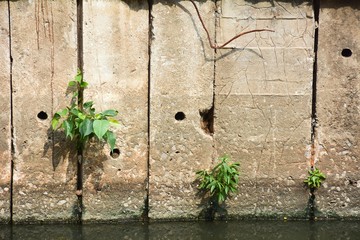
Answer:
[341,48,352,57]
[175,112,186,121]
[110,148,120,158]
[37,111,48,120]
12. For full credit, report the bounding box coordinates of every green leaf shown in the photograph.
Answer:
[80,81,88,88]
[62,120,74,139]
[108,118,120,125]
[102,109,118,117]
[51,113,61,129]
[77,112,86,120]
[210,184,216,193]
[79,118,93,139]
[93,120,110,140]
[83,101,93,109]
[106,131,116,151]
[57,108,69,117]
[68,81,76,86]
[75,69,82,83]
[70,108,80,116]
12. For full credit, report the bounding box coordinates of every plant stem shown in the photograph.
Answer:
[188,0,274,49]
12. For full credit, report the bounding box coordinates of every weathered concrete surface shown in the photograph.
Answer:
[0,2,11,223]
[11,0,78,223]
[215,0,314,218]
[149,0,215,219]
[316,0,360,218]
[82,0,149,221]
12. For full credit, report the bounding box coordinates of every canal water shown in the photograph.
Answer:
[1,220,360,239]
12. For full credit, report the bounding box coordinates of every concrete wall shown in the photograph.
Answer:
[10,0,78,223]
[316,0,360,218]
[0,0,11,224]
[215,0,314,218]
[0,0,359,223]
[149,0,215,220]
[82,0,149,221]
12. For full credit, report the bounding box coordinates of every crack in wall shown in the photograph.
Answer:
[311,0,320,169]
[143,0,154,222]
[306,0,320,221]
[75,0,84,224]
[7,0,14,224]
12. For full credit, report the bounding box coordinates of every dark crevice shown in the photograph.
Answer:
[310,0,320,167]
[308,0,320,221]
[199,106,214,135]
[7,0,14,225]
[143,0,153,223]
[307,188,316,221]
[76,0,84,224]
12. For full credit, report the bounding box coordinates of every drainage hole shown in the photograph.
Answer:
[341,48,352,57]
[110,148,120,158]
[37,111,48,120]
[175,112,186,121]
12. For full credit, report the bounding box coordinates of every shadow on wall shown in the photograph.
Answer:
[243,0,311,5]
[43,129,77,181]
[320,0,360,9]
[121,0,211,10]
[243,0,360,9]
[42,126,110,192]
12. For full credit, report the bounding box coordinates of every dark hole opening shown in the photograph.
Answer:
[110,148,120,158]
[341,48,352,57]
[175,112,186,121]
[37,111,48,120]
[199,106,214,134]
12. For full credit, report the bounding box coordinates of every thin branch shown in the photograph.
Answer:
[189,0,274,49]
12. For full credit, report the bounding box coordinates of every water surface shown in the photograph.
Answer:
[1,220,360,239]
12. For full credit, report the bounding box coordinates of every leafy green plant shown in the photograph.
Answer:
[51,70,119,152]
[304,168,326,189]
[196,155,240,203]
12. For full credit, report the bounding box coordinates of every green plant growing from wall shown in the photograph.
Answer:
[196,155,240,204]
[51,70,119,152]
[304,167,326,190]
[304,167,326,220]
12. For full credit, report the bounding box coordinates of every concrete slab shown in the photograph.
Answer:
[0,1,11,224]
[11,0,78,223]
[214,0,313,218]
[316,0,360,218]
[82,0,149,221]
[149,0,215,219]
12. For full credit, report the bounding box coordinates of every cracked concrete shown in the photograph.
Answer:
[82,0,149,221]
[149,0,215,220]
[10,1,78,223]
[316,0,360,218]
[0,0,11,224]
[215,0,313,218]
[1,0,360,223]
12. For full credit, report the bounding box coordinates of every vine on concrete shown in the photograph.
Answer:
[189,0,274,49]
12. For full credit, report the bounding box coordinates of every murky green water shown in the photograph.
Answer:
[1,220,360,240]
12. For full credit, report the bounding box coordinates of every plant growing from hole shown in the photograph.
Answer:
[304,167,326,190]
[51,70,119,152]
[196,155,240,204]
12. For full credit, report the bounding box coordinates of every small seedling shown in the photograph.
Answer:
[304,168,326,189]
[51,70,119,152]
[196,155,240,203]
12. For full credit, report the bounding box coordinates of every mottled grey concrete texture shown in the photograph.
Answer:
[149,0,215,219]
[1,0,360,223]
[214,0,313,218]
[10,0,78,223]
[0,1,11,224]
[316,0,360,218]
[82,0,149,221]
